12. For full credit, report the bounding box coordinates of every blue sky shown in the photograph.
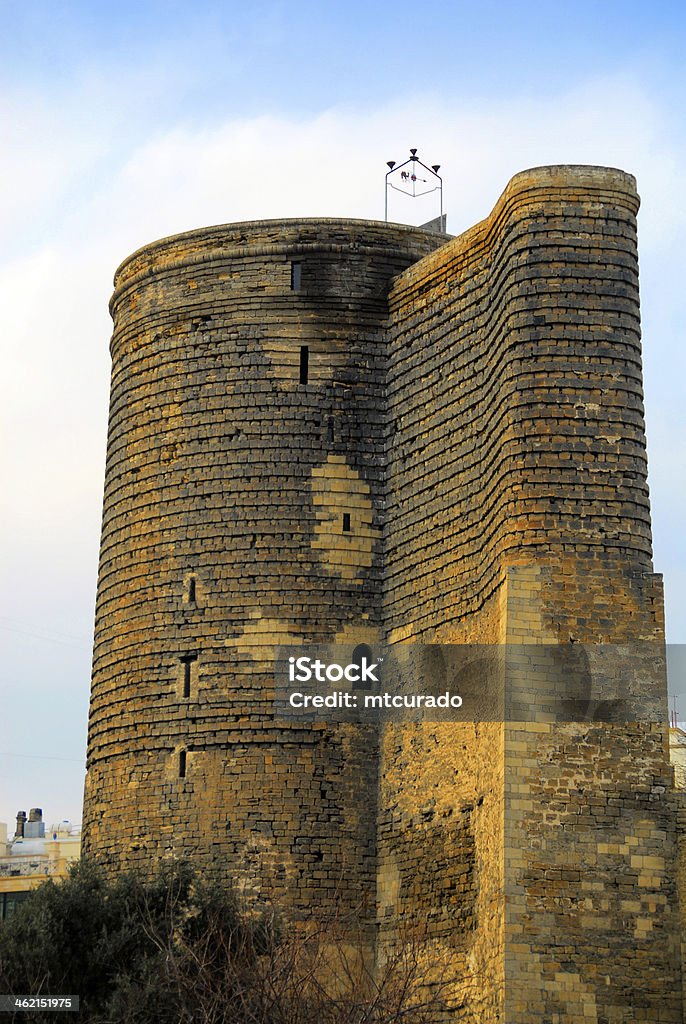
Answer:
[2,2,683,104]
[1,0,685,828]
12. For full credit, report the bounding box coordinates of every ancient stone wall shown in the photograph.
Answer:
[84,169,684,1021]
[375,167,682,1020]
[384,165,651,643]
[83,219,445,925]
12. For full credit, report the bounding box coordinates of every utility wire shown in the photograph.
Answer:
[0,752,85,764]
[0,619,91,650]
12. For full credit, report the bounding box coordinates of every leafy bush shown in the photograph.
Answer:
[0,860,452,1023]
[0,860,271,1023]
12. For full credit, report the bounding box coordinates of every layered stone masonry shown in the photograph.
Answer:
[85,219,444,925]
[375,167,680,1020]
[384,166,650,642]
[83,168,683,1022]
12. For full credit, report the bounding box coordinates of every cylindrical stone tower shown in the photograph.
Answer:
[82,218,446,918]
[83,171,686,1021]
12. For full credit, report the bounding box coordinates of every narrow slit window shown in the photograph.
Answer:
[352,643,374,690]
[342,513,351,533]
[187,576,196,604]
[180,653,198,699]
[299,345,309,385]
[291,261,302,291]
[327,417,335,443]
[179,750,187,778]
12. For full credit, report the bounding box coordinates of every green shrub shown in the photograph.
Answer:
[0,860,271,1023]
[0,860,451,1023]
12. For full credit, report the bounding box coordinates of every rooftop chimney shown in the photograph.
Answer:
[25,808,45,839]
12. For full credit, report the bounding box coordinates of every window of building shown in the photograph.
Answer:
[299,345,309,385]
[352,643,374,690]
[0,891,30,921]
[180,653,198,699]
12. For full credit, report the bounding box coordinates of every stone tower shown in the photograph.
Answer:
[84,166,684,1021]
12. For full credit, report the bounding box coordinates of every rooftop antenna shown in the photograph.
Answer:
[384,148,444,231]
